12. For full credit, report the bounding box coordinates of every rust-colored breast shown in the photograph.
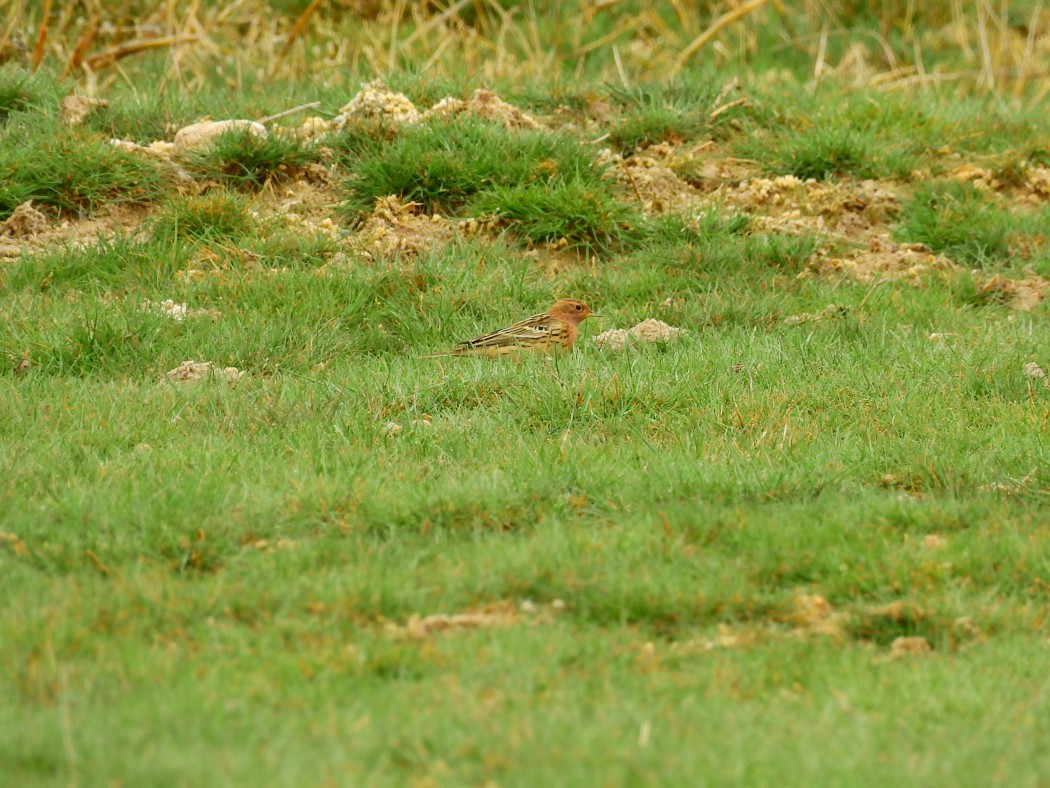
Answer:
[559,320,578,350]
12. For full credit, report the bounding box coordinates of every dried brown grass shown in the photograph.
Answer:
[5,1,1049,98]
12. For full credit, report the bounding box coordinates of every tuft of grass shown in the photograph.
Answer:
[749,125,879,180]
[0,179,34,214]
[0,65,56,121]
[0,124,166,218]
[325,120,394,166]
[470,177,645,254]
[894,181,1010,264]
[183,130,320,189]
[606,81,720,153]
[84,94,197,145]
[745,232,825,272]
[339,117,608,214]
[150,192,257,244]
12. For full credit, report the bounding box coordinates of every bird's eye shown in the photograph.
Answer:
[575,304,582,311]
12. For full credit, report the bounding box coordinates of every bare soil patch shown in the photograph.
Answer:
[1,202,150,261]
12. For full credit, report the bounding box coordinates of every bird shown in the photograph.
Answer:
[427,298,599,358]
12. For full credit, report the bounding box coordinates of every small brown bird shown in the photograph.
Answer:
[429,298,599,358]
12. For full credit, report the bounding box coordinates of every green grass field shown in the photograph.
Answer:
[2,1,1050,785]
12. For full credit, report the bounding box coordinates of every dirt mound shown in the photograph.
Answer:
[801,237,959,285]
[333,82,540,132]
[346,196,458,261]
[162,360,245,384]
[174,120,267,152]
[946,161,1050,204]
[598,143,706,216]
[59,95,109,126]
[783,303,849,325]
[1023,362,1049,387]
[1,201,48,237]
[1025,166,1050,198]
[333,80,421,127]
[261,177,342,241]
[975,273,1048,311]
[382,599,565,640]
[0,203,149,261]
[424,88,541,130]
[142,299,221,321]
[948,163,1000,191]
[719,175,899,241]
[594,318,686,350]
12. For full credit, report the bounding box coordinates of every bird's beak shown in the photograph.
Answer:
[590,313,602,318]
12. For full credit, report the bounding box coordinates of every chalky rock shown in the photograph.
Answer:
[173,120,268,152]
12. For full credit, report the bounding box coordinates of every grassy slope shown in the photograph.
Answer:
[2,3,1050,785]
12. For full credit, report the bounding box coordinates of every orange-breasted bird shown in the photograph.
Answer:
[428,298,599,358]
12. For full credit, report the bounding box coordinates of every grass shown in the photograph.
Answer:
[895,181,1013,264]
[731,89,930,181]
[182,130,321,190]
[150,192,257,244]
[2,256,1049,781]
[339,117,609,212]
[4,190,1049,782]
[470,177,645,254]
[0,65,57,121]
[84,94,200,145]
[3,2,1050,784]
[0,123,166,218]
[337,116,644,254]
[606,81,723,153]
[761,126,879,180]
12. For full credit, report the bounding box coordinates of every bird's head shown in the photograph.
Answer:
[549,298,599,324]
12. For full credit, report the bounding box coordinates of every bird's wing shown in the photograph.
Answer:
[456,313,564,350]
